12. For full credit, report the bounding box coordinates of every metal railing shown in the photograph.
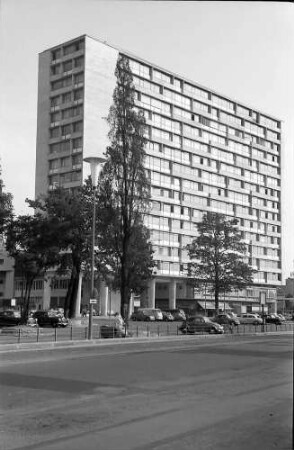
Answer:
[0,321,293,345]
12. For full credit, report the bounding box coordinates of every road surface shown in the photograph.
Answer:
[0,334,292,450]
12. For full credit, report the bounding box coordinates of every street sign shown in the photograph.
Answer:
[90,299,97,304]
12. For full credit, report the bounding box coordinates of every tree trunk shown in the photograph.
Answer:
[68,270,80,319]
[215,289,219,316]
[22,277,34,323]
[64,269,75,318]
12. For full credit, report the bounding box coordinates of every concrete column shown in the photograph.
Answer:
[129,291,134,317]
[169,279,177,309]
[148,278,156,308]
[74,272,83,318]
[43,277,51,310]
[100,281,108,316]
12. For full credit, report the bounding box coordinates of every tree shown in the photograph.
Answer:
[5,213,60,322]
[187,212,255,315]
[97,56,154,318]
[28,184,94,319]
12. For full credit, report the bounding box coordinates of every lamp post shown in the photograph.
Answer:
[83,156,105,339]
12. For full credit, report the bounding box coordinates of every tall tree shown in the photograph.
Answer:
[187,212,255,315]
[97,56,154,318]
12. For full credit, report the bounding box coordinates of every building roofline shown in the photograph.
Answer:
[40,33,282,122]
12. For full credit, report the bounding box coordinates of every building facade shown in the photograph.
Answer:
[35,35,282,315]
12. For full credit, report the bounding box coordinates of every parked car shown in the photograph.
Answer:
[144,308,163,321]
[131,310,156,321]
[33,311,69,328]
[162,311,174,321]
[0,310,21,327]
[277,314,286,322]
[237,313,262,325]
[166,309,186,321]
[179,315,224,334]
[100,325,128,338]
[213,313,240,326]
[263,314,283,325]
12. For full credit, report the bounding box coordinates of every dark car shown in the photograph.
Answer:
[0,310,21,327]
[100,325,128,339]
[131,310,156,321]
[213,313,240,326]
[263,314,283,325]
[179,315,224,335]
[33,311,69,328]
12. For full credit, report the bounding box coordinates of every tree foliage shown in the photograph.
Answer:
[0,165,13,234]
[27,184,94,318]
[187,212,255,314]
[5,213,60,322]
[97,56,154,318]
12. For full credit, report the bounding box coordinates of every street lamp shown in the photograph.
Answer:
[83,156,105,339]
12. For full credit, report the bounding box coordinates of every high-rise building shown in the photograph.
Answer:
[35,35,282,314]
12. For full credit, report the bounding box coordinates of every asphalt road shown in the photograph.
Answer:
[0,334,293,450]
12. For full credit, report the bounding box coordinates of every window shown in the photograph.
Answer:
[50,127,60,139]
[73,121,83,133]
[62,92,72,103]
[74,73,84,85]
[52,48,61,61]
[74,56,84,68]
[74,89,83,101]
[153,70,171,84]
[61,124,71,136]
[63,60,73,72]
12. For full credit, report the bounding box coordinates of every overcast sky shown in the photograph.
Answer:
[0,0,293,280]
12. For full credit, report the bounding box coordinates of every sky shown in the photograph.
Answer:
[0,0,293,280]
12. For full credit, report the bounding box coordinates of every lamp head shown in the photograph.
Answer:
[83,156,106,187]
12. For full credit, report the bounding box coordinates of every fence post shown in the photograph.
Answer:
[147,324,149,337]
[37,326,39,342]
[85,327,87,340]
[18,327,21,344]
[137,325,139,337]
[70,325,73,341]
[158,325,160,337]
[177,325,179,336]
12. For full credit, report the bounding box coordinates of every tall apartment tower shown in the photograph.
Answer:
[35,35,282,314]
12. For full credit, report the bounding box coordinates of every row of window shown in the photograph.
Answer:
[140,96,280,143]
[51,73,83,91]
[51,56,84,75]
[50,121,83,139]
[145,120,280,155]
[51,89,83,108]
[51,40,84,61]
[130,64,280,129]
[49,137,82,154]
[150,196,280,223]
[49,171,82,187]
[51,105,83,123]
[49,154,82,171]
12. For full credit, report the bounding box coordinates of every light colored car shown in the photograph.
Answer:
[137,308,163,321]
[237,313,262,325]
